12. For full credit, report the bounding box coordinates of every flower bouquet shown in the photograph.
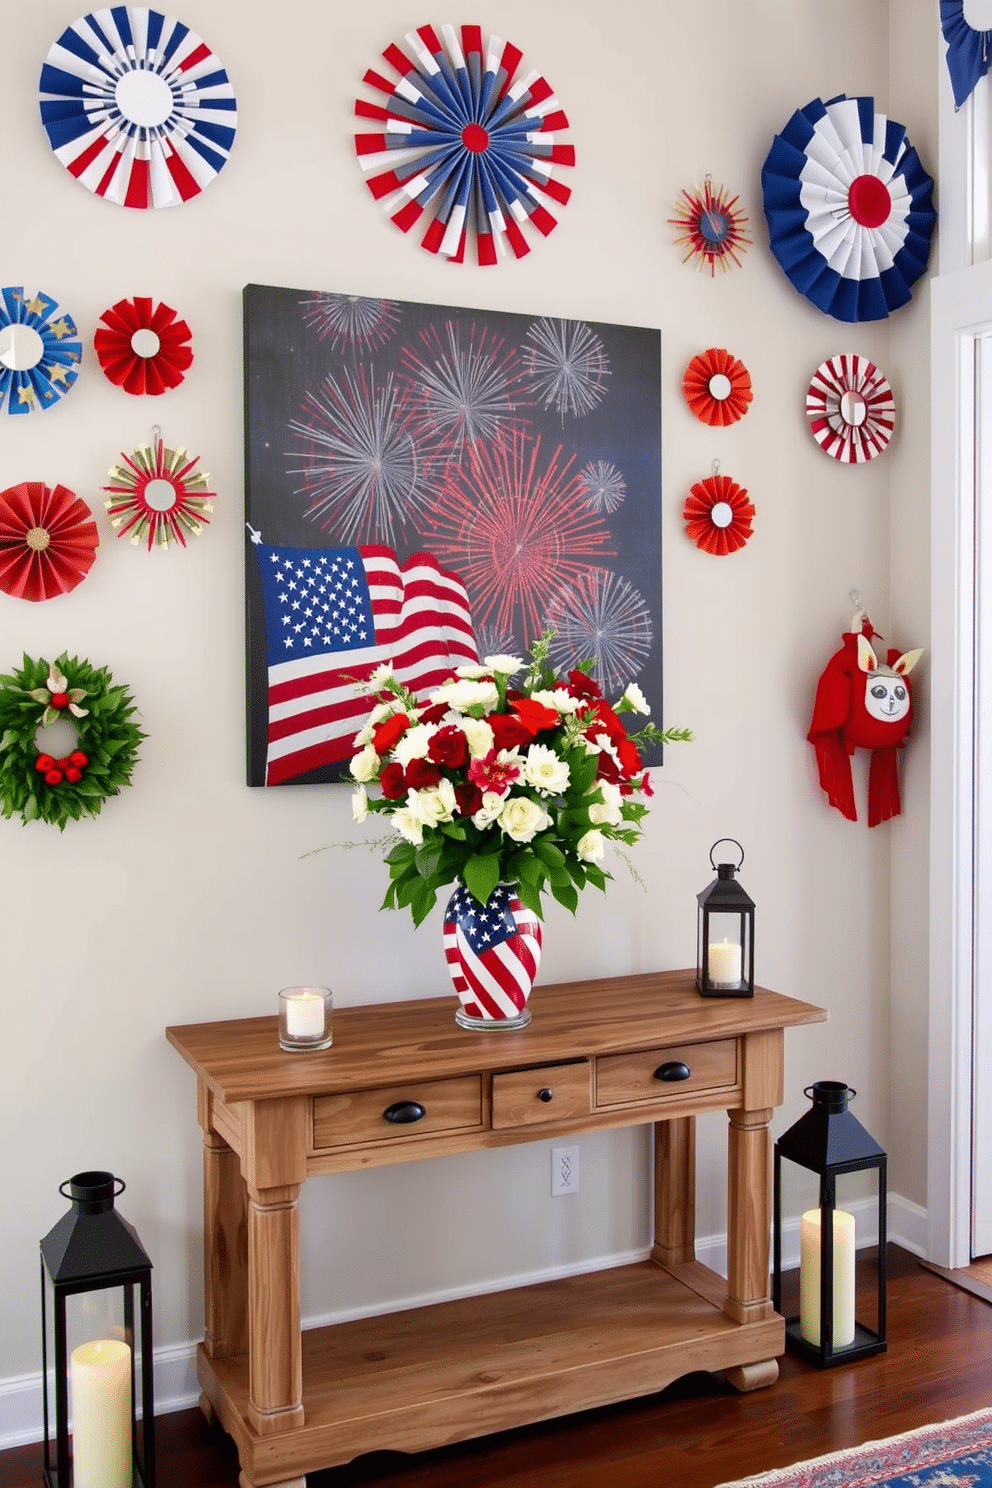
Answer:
[348,630,690,1027]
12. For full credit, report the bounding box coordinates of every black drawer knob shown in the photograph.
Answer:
[537,1087,554,1103]
[654,1061,691,1083]
[383,1101,426,1124]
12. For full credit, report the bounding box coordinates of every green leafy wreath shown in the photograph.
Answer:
[0,653,144,828]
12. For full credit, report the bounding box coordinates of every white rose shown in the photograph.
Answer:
[577,828,606,861]
[474,790,507,829]
[350,744,381,782]
[430,678,499,712]
[459,716,495,758]
[483,653,524,675]
[531,687,579,714]
[523,743,571,796]
[412,777,457,828]
[587,779,623,826]
[352,784,369,823]
[619,682,650,715]
[392,722,438,768]
[498,795,553,843]
[393,804,424,845]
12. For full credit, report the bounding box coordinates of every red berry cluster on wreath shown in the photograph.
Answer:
[34,750,89,786]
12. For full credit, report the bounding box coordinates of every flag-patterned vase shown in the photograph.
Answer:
[443,882,542,1030]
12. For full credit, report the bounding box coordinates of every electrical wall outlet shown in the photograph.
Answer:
[551,1144,580,1196]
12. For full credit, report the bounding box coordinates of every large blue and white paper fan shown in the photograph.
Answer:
[761,95,936,323]
[39,7,237,210]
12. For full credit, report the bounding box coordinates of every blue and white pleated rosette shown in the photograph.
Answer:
[39,7,237,210]
[940,0,992,108]
[761,95,936,323]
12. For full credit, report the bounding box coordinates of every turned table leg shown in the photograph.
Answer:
[246,1179,305,1435]
[651,1115,696,1267]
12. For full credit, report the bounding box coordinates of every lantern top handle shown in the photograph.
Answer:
[709,837,744,872]
[58,1171,125,1215]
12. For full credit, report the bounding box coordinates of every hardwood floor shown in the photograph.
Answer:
[5,1247,991,1488]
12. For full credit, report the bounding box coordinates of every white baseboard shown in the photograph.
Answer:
[0,1195,929,1452]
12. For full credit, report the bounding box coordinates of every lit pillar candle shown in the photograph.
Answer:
[799,1208,856,1348]
[708,938,741,986]
[285,989,326,1039]
[70,1339,132,1488]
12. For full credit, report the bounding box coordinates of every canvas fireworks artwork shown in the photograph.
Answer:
[243,285,662,787]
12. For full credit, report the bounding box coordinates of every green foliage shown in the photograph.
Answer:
[0,653,145,831]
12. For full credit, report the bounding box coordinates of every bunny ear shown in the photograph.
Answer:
[857,633,879,673]
[892,647,924,676]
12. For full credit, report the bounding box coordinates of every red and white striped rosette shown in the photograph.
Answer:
[443,881,542,1028]
[805,354,894,463]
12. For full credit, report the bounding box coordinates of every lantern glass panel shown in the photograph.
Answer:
[779,1162,881,1354]
[702,910,750,990]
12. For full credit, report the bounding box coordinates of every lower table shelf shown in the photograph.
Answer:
[199,1259,785,1487]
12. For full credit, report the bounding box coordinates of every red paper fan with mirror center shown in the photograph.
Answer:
[683,472,755,555]
[94,297,193,395]
[683,348,752,427]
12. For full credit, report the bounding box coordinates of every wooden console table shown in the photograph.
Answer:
[167,969,825,1488]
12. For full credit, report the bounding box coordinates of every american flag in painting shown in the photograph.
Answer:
[443,883,542,1021]
[253,540,477,785]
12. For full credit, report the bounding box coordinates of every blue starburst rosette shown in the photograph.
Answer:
[0,288,81,415]
[355,23,574,266]
[761,94,936,323]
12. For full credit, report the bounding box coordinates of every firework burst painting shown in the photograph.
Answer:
[243,284,662,786]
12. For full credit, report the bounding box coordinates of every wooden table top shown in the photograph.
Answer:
[166,969,827,1105]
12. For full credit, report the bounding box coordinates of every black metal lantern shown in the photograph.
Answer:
[696,838,754,997]
[40,1171,155,1488]
[773,1081,887,1367]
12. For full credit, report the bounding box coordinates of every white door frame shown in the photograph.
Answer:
[928,260,992,1267]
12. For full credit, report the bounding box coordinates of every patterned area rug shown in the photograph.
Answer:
[715,1407,992,1487]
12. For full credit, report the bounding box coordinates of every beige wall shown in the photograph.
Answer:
[1,0,934,1400]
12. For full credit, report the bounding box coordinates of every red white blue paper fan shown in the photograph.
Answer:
[941,0,992,108]
[761,95,936,322]
[0,288,81,415]
[39,8,237,210]
[806,354,895,463]
[354,24,574,266]
[668,178,752,275]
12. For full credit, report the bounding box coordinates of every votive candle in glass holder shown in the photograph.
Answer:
[278,986,333,1051]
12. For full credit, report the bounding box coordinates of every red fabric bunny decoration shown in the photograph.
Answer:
[807,614,923,826]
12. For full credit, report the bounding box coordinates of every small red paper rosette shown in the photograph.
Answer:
[683,349,753,427]
[0,481,99,601]
[104,435,215,550]
[683,473,755,555]
[94,297,193,395]
[806,354,895,463]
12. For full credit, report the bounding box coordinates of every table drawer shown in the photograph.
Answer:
[313,1075,482,1150]
[491,1061,591,1130]
[595,1039,738,1108]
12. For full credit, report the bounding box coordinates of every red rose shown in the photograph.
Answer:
[563,670,602,701]
[585,699,627,745]
[454,781,484,816]
[512,697,559,734]
[487,713,533,751]
[428,725,469,769]
[406,758,442,790]
[372,712,410,755]
[596,752,622,786]
[380,762,407,800]
[617,736,642,778]
[417,701,450,726]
